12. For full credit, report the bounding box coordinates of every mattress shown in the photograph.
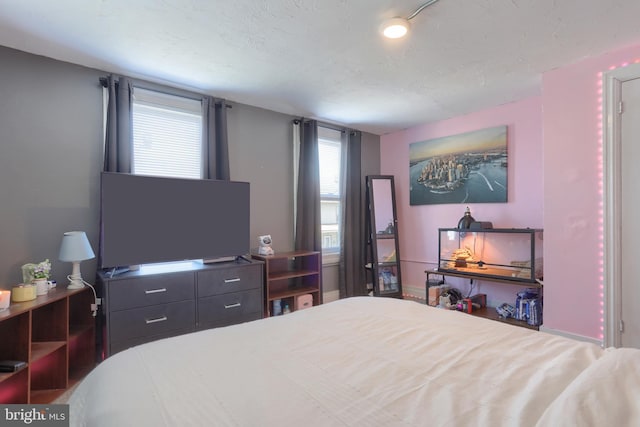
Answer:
[68,297,640,426]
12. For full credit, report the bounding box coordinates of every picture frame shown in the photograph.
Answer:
[409,126,508,205]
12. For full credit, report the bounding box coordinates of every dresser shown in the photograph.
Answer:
[98,259,263,356]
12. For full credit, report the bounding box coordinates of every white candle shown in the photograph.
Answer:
[0,290,11,311]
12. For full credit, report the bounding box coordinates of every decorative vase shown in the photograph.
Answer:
[33,278,48,296]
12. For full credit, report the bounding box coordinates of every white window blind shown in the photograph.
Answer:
[132,87,203,179]
[318,127,343,257]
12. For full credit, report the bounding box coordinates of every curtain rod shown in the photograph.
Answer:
[293,118,361,135]
[99,76,231,108]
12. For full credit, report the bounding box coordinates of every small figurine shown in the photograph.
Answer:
[385,221,395,234]
[257,235,274,256]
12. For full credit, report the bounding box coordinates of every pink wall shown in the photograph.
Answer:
[381,43,640,341]
[542,44,640,340]
[380,97,543,308]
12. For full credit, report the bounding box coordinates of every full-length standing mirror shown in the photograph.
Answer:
[365,175,402,297]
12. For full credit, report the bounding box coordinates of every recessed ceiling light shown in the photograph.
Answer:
[381,17,410,39]
[381,0,441,39]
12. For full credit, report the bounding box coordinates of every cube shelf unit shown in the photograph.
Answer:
[252,250,322,317]
[0,287,95,403]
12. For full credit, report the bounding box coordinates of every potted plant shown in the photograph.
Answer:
[24,259,51,295]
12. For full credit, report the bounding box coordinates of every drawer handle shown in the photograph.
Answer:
[224,278,241,283]
[145,288,167,294]
[224,302,241,309]
[145,316,168,324]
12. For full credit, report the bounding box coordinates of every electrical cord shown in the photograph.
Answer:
[67,275,100,317]
[466,280,475,298]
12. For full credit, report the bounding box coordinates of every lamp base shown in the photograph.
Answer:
[67,280,85,290]
[67,262,85,289]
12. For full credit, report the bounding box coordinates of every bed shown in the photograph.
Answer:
[69,297,640,426]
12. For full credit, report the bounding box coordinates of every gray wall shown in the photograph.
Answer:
[0,46,380,293]
[0,46,103,288]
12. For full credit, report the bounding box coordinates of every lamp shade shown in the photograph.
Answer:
[59,231,95,262]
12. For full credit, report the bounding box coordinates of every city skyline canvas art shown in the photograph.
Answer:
[409,126,508,205]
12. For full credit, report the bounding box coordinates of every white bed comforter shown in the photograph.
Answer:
[69,297,640,426]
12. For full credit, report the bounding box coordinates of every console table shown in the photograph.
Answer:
[98,259,263,357]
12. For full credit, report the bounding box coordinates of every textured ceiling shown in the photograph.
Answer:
[0,0,639,135]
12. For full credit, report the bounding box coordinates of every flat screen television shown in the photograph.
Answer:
[99,172,250,269]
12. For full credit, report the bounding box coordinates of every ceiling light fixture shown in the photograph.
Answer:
[380,0,441,39]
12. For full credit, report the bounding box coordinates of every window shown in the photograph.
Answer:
[318,127,343,262]
[132,87,202,179]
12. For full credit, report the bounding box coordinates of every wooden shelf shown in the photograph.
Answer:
[31,341,66,362]
[0,287,95,403]
[268,269,319,281]
[30,389,66,404]
[374,234,396,240]
[253,250,322,317]
[0,367,26,383]
[267,286,320,301]
[470,307,539,331]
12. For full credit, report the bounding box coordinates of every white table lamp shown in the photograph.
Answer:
[59,231,95,289]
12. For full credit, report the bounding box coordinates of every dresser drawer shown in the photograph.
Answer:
[108,272,195,311]
[109,300,195,342]
[197,288,262,329]
[197,264,261,297]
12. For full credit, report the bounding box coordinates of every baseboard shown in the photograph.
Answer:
[403,285,426,302]
[539,326,603,346]
[323,290,340,303]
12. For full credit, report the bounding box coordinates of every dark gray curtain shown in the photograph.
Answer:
[202,97,230,180]
[100,75,132,271]
[339,130,367,297]
[294,119,321,252]
[103,75,133,173]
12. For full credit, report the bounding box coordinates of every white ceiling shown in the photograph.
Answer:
[1,0,639,135]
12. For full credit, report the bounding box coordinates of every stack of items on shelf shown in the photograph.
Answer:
[428,282,485,313]
[515,289,542,326]
[497,289,542,326]
[379,268,399,292]
[427,281,446,307]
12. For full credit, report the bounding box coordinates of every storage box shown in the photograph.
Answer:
[428,286,441,306]
[470,293,487,308]
[295,294,313,311]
